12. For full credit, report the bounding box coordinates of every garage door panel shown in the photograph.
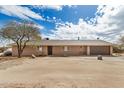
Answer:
[90,46,110,55]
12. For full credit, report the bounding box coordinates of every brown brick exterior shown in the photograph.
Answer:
[12,45,112,56]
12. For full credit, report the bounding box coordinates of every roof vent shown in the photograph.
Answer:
[45,38,49,40]
[97,37,100,40]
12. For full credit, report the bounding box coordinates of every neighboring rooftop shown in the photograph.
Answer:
[12,40,112,46]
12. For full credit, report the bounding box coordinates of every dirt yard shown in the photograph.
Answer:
[0,56,124,88]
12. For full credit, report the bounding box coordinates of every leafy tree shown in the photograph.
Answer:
[0,21,41,58]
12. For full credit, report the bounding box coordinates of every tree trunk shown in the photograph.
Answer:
[18,52,21,58]
[16,39,29,58]
[17,48,21,58]
[17,42,22,58]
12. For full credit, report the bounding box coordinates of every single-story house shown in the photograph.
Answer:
[12,40,113,56]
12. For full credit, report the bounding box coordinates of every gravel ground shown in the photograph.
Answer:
[0,56,124,88]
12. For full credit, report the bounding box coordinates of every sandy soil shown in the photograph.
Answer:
[0,56,124,88]
[0,57,26,70]
[0,57,18,63]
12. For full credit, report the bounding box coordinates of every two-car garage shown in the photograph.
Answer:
[90,46,111,55]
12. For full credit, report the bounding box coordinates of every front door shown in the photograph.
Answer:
[48,46,52,55]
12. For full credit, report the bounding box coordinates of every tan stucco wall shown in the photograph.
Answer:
[42,46,47,56]
[12,45,112,56]
[52,46,64,56]
[110,46,113,55]
[67,46,87,56]
[12,45,47,56]
[52,46,87,56]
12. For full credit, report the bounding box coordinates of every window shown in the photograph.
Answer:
[38,46,42,51]
[39,47,42,51]
[64,46,68,51]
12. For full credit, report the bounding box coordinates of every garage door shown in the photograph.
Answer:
[90,46,110,55]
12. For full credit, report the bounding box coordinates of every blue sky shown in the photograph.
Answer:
[0,5,124,43]
[0,5,97,33]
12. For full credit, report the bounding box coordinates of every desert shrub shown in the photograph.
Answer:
[0,47,6,53]
[4,51,12,56]
[113,46,124,53]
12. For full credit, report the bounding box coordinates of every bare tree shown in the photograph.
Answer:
[120,36,124,45]
[117,36,124,51]
[0,21,41,58]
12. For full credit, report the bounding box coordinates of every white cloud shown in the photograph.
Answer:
[53,17,56,20]
[43,19,97,40]
[1,5,123,43]
[0,5,43,20]
[33,24,44,30]
[33,5,63,11]
[94,5,124,42]
[43,5,124,43]
[32,5,77,11]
